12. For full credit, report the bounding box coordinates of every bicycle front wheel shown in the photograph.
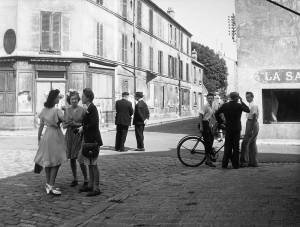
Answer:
[177,135,206,167]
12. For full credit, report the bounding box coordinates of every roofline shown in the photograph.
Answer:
[144,0,192,37]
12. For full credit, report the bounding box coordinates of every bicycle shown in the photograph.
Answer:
[177,133,225,167]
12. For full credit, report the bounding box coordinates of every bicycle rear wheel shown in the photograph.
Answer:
[177,135,206,167]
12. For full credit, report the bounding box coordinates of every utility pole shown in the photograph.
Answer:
[132,0,136,95]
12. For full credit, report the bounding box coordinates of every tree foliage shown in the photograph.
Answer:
[192,42,228,93]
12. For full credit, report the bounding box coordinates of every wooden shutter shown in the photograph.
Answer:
[96,23,104,56]
[62,15,70,51]
[52,12,61,51]
[186,63,189,82]
[149,47,153,71]
[137,0,142,27]
[124,34,127,63]
[149,9,153,34]
[41,11,51,50]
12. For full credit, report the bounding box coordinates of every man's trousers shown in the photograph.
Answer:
[134,124,145,149]
[222,130,241,168]
[115,124,129,151]
[240,120,259,166]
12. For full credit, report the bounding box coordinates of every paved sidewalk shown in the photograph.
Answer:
[0,118,299,226]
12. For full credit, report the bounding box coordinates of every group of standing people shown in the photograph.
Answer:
[34,88,102,196]
[33,88,149,196]
[199,91,259,169]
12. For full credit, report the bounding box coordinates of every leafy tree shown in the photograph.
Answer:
[192,42,228,94]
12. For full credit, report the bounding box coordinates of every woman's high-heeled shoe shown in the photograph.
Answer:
[45,184,51,194]
[46,184,62,196]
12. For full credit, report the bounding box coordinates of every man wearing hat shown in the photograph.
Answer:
[115,92,133,152]
[215,92,250,169]
[133,92,150,151]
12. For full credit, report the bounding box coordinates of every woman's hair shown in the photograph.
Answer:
[44,89,60,108]
[83,88,94,102]
[66,90,80,105]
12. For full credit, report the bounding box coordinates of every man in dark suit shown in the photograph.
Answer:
[215,92,250,169]
[133,92,149,151]
[115,92,133,152]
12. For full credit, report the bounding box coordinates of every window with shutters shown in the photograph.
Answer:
[97,22,104,57]
[41,11,62,52]
[158,51,163,74]
[121,33,128,63]
[137,0,142,27]
[137,41,143,68]
[149,47,153,71]
[122,0,127,18]
[149,9,153,34]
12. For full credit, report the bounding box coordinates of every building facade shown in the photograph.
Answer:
[0,0,205,129]
[235,0,300,139]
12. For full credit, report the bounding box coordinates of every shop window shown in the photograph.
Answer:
[17,73,33,113]
[262,89,300,123]
[92,73,112,112]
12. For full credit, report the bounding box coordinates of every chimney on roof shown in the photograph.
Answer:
[192,49,197,60]
[167,7,175,18]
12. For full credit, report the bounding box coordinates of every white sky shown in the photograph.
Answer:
[152,0,236,59]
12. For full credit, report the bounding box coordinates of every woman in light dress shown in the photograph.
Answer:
[63,90,88,187]
[34,89,66,196]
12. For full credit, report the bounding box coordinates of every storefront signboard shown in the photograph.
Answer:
[255,69,300,83]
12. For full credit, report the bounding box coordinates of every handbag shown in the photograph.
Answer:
[34,163,43,174]
[82,142,99,159]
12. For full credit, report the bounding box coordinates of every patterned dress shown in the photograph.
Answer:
[64,106,85,159]
[34,108,67,167]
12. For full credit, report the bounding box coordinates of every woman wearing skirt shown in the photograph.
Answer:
[34,89,66,195]
[63,90,87,187]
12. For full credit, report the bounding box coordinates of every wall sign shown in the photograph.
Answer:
[3,29,16,54]
[255,69,300,83]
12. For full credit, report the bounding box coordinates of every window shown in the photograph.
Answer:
[262,89,300,123]
[96,0,103,5]
[96,23,104,57]
[137,0,142,27]
[187,38,190,55]
[0,71,16,113]
[137,41,143,68]
[186,63,189,82]
[41,11,61,52]
[168,55,173,78]
[149,47,154,71]
[121,33,128,63]
[193,92,197,106]
[149,9,153,34]
[199,68,202,85]
[122,0,127,18]
[174,27,177,47]
[179,60,183,80]
[169,24,173,44]
[174,58,178,78]
[158,50,163,74]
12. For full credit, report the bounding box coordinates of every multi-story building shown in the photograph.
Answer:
[0,0,205,129]
[235,0,300,139]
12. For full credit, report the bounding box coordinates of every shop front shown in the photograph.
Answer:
[239,68,300,139]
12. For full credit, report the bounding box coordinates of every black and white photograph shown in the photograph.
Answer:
[0,0,299,226]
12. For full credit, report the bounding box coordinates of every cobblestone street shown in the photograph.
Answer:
[0,118,299,226]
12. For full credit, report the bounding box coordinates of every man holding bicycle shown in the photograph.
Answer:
[199,93,217,167]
